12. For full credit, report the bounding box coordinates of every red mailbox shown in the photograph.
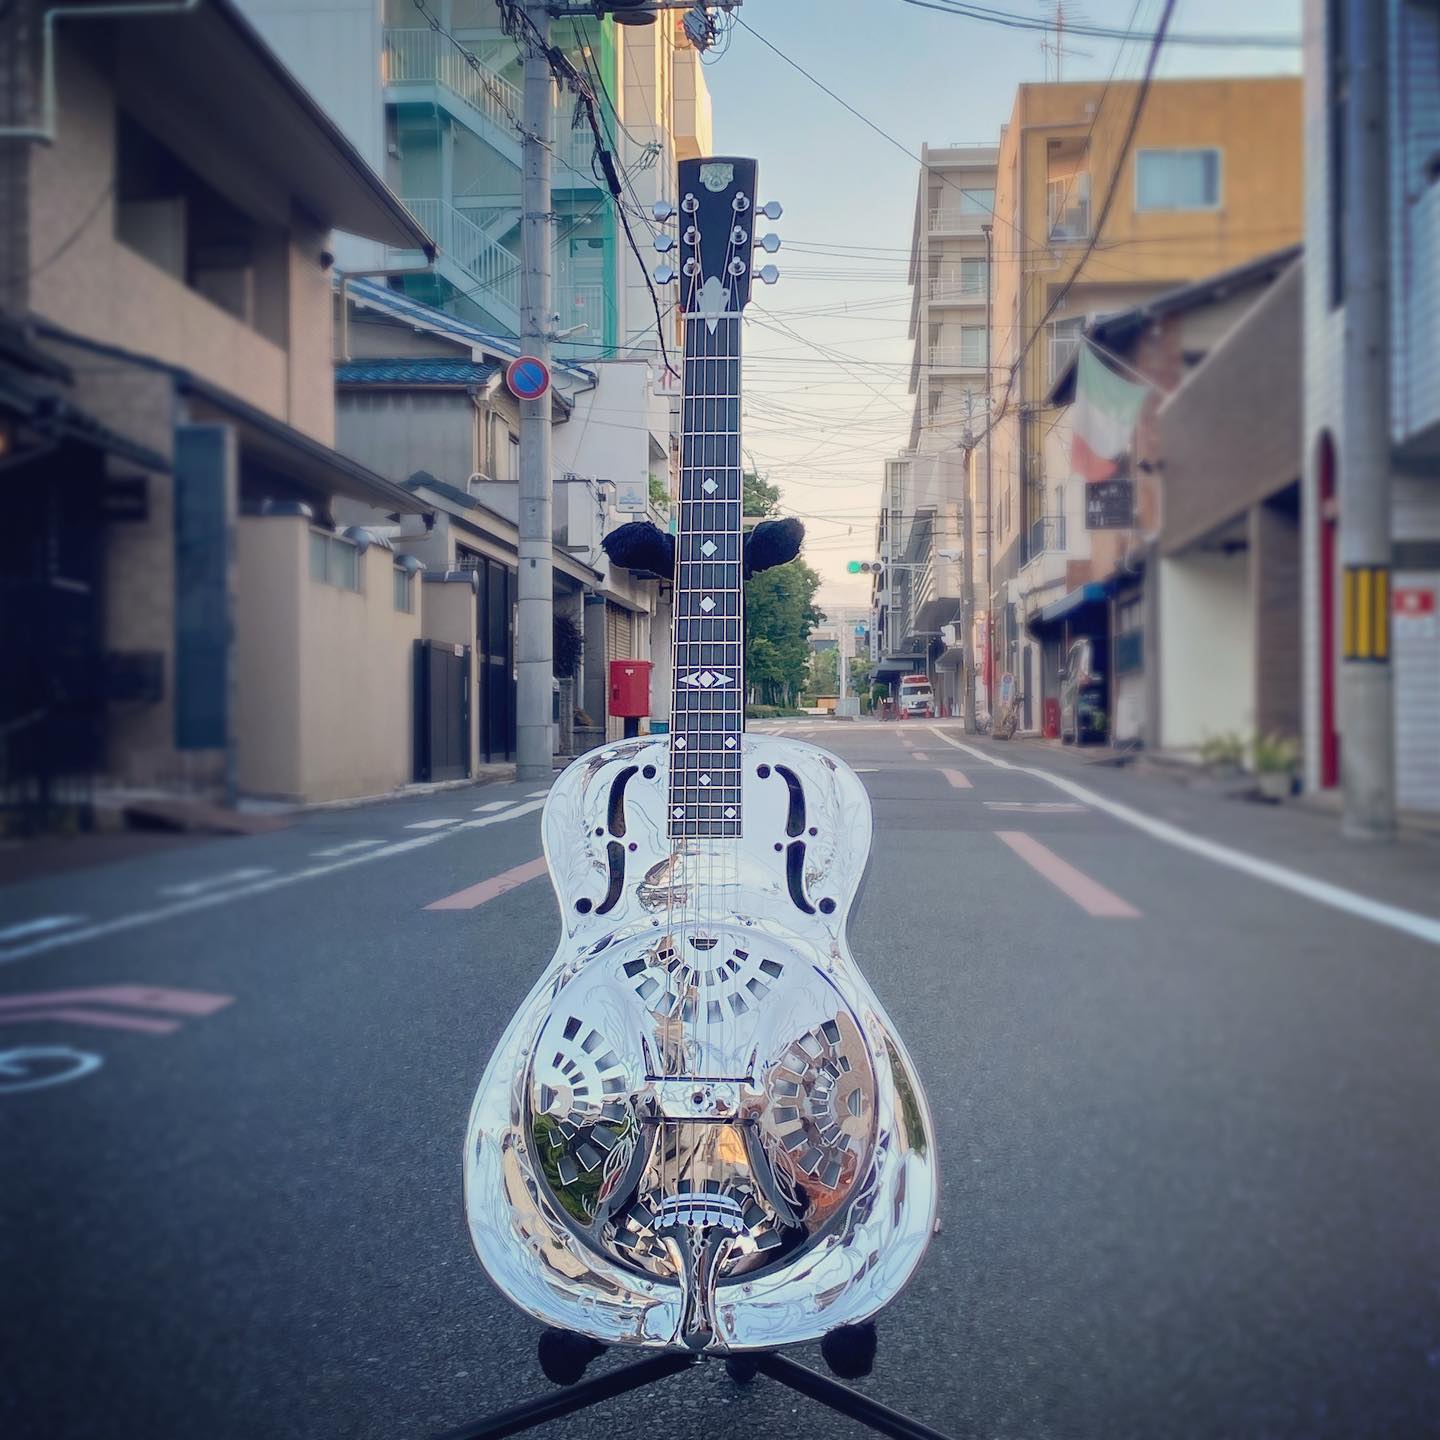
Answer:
[608,659,652,718]
[1043,697,1061,739]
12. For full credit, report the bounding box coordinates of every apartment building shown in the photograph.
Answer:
[871,147,998,710]
[0,0,450,814]
[987,76,1302,732]
[1302,0,1440,814]
[240,0,711,363]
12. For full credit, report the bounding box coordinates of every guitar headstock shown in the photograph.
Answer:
[652,157,781,329]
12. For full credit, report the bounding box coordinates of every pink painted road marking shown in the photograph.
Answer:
[0,985,232,1017]
[995,831,1140,918]
[0,1007,180,1034]
[426,855,549,911]
[940,768,972,789]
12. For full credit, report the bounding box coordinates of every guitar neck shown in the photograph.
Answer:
[669,313,744,840]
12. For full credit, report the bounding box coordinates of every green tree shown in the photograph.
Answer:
[806,647,840,699]
[742,471,821,706]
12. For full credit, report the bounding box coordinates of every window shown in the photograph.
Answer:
[1049,317,1084,381]
[959,257,988,294]
[114,112,266,331]
[1047,173,1091,240]
[309,530,360,592]
[1135,149,1221,211]
[959,325,987,367]
[393,567,414,613]
[508,431,520,481]
[957,188,995,215]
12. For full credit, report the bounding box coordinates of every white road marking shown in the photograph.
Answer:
[158,868,273,899]
[405,817,464,830]
[526,790,551,798]
[0,798,549,966]
[310,839,385,858]
[927,727,1440,947]
[473,801,513,813]
[852,767,879,774]
[0,916,85,943]
[984,801,1087,813]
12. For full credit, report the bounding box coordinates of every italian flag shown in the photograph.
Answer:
[1070,344,1148,482]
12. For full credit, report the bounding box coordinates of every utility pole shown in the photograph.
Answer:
[516,0,555,781]
[1340,0,1394,839]
[981,220,994,723]
[961,421,977,735]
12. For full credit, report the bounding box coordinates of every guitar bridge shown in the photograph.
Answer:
[646,1077,751,1120]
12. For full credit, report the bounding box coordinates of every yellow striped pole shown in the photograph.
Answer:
[1342,565,1390,663]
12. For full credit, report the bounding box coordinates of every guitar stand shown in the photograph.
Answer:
[434,1324,958,1440]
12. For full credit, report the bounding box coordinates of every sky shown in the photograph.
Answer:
[700,0,1303,605]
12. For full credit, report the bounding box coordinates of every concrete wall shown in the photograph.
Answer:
[235,516,420,801]
[1158,550,1255,750]
[29,40,335,443]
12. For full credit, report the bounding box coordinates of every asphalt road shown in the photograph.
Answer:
[4,721,1439,1440]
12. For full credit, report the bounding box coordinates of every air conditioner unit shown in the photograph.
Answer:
[942,622,963,648]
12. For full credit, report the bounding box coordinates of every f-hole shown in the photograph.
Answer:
[785,841,816,915]
[774,765,806,837]
[607,766,640,837]
[593,841,627,915]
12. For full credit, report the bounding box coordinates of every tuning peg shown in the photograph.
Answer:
[757,264,779,285]
[652,264,676,284]
[653,232,675,252]
[758,200,783,220]
[756,233,781,254]
[653,200,676,222]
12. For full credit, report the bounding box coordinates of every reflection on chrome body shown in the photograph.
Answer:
[463,735,938,1351]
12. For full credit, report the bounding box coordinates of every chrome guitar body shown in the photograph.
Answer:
[463,154,937,1355]
[463,734,938,1351]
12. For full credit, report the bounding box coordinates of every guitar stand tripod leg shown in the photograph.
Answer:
[433,1333,959,1440]
[432,1351,697,1440]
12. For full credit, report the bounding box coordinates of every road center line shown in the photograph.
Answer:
[426,855,549,910]
[910,750,930,762]
[929,727,1440,947]
[158,868,273,898]
[940,768,972,789]
[0,798,549,966]
[310,839,384,858]
[996,831,1140,918]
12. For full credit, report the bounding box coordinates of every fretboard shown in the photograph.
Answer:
[669,313,743,839]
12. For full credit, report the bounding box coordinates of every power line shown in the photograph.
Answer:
[894,0,1298,48]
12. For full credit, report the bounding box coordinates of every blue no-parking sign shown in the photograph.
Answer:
[506,355,550,401]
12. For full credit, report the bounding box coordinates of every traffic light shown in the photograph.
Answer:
[846,560,884,578]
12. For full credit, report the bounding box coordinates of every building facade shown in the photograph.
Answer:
[239,0,712,363]
[1301,0,1440,814]
[872,147,997,713]
[987,76,1303,732]
[0,0,448,814]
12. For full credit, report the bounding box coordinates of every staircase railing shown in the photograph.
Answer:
[384,28,521,141]
[399,198,521,319]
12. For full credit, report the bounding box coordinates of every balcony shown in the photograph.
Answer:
[928,341,988,370]
[1028,514,1067,558]
[927,275,988,305]
[927,207,988,235]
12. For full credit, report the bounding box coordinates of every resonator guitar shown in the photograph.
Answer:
[463,156,938,1353]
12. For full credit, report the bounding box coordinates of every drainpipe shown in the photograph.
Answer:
[0,0,203,142]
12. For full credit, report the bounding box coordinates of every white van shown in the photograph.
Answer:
[898,674,934,719]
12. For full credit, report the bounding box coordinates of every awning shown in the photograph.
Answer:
[1034,580,1113,629]
[874,653,924,681]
